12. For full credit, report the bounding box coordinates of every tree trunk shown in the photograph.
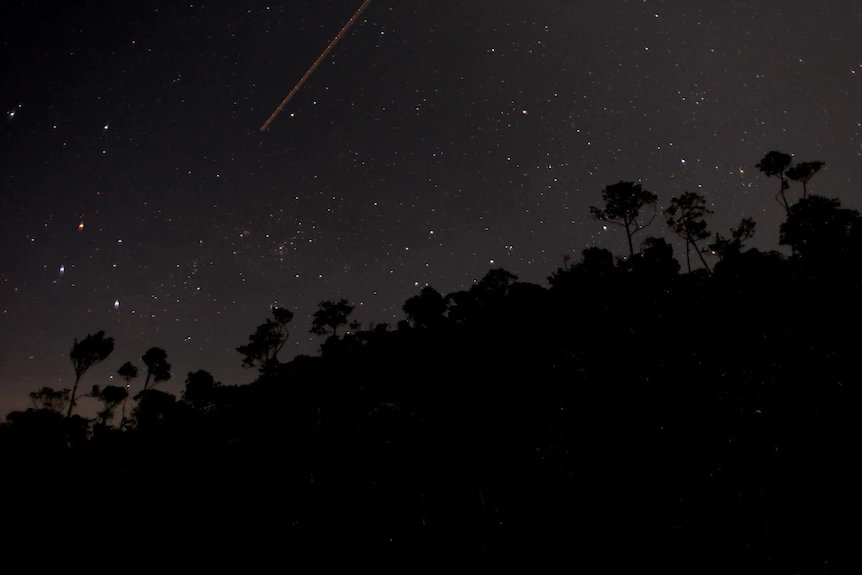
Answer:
[625,223,635,260]
[693,240,712,273]
[684,241,692,273]
[777,176,790,213]
[66,374,81,417]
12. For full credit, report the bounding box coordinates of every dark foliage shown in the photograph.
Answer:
[140,346,171,391]
[237,306,294,373]
[709,216,757,261]
[310,298,355,337]
[2,170,861,573]
[780,195,860,263]
[29,386,70,412]
[90,384,128,425]
[665,190,713,272]
[589,180,658,259]
[68,330,114,417]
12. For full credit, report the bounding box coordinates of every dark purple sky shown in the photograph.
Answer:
[2,0,860,417]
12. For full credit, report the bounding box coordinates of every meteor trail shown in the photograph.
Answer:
[259,0,374,132]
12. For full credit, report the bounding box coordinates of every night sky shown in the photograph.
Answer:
[2,0,860,416]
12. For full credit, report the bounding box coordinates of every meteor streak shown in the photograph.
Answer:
[259,0,374,132]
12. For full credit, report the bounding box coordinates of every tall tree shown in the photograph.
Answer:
[237,306,294,372]
[590,181,658,259]
[68,330,114,417]
[787,161,825,199]
[665,191,713,273]
[141,347,171,392]
[756,150,793,213]
[311,298,355,337]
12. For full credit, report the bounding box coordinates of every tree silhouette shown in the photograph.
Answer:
[665,191,713,273]
[311,298,355,337]
[141,347,171,392]
[590,181,658,259]
[756,150,793,213]
[709,217,756,261]
[237,306,294,372]
[547,247,617,293]
[68,330,114,417]
[403,286,447,329]
[629,236,680,278]
[473,268,518,300]
[786,160,825,199]
[183,369,220,411]
[131,389,177,431]
[90,384,129,425]
[4,408,90,454]
[8,150,862,573]
[578,246,616,275]
[117,361,138,385]
[779,195,860,261]
[29,387,70,413]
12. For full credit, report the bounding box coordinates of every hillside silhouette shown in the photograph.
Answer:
[2,151,860,572]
